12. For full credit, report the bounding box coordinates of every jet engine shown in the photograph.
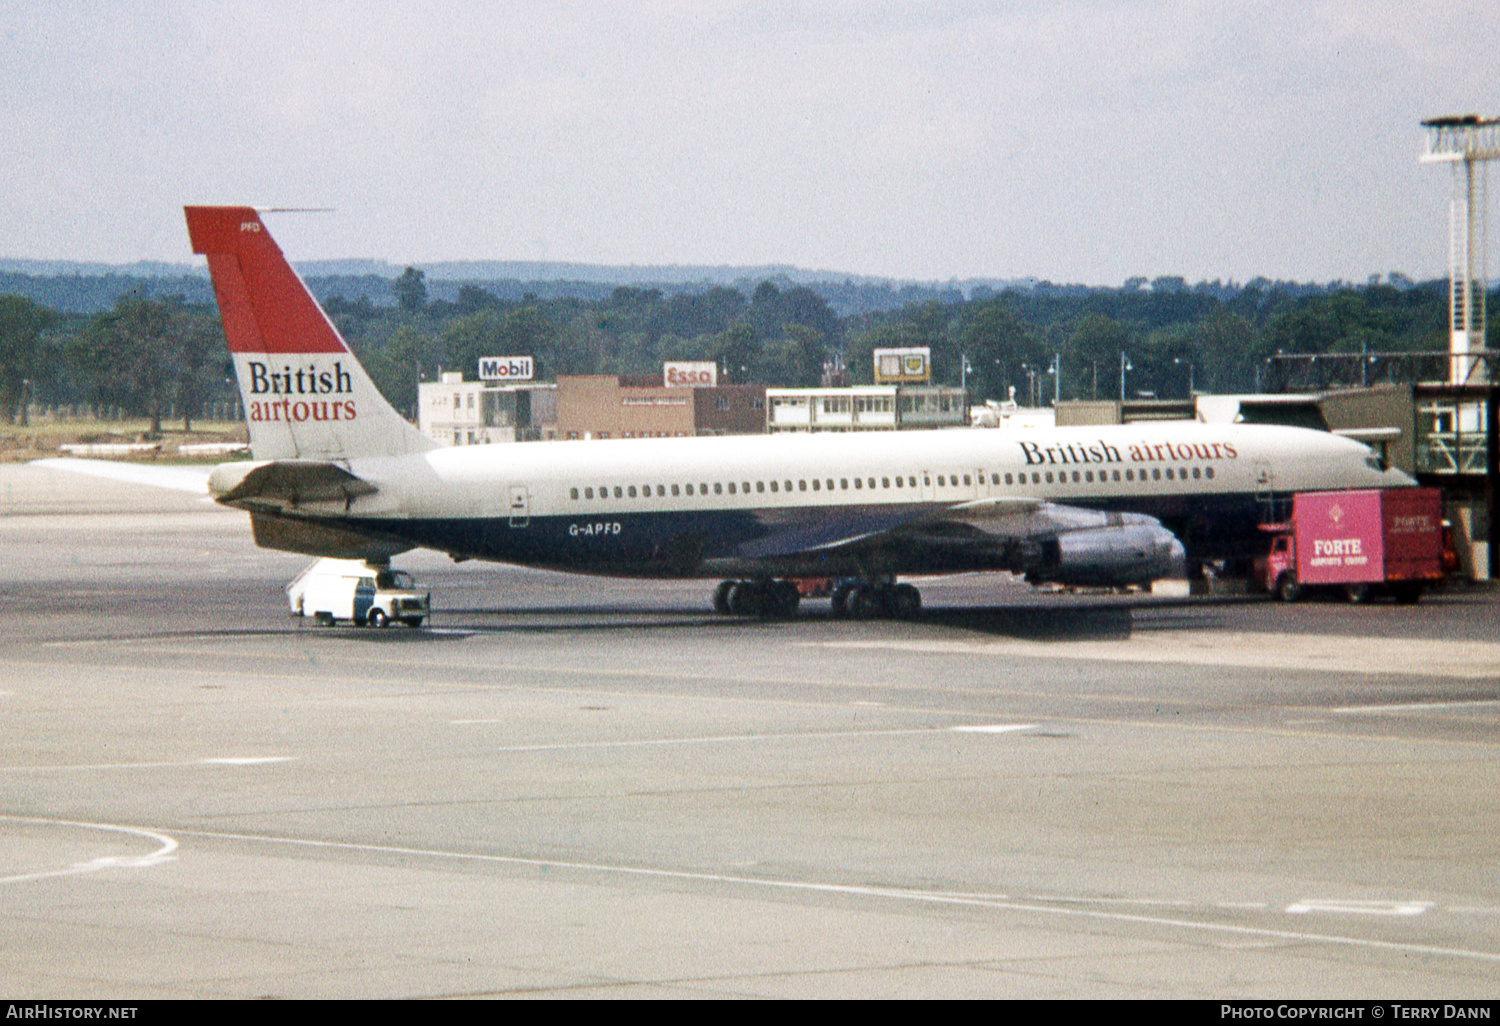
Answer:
[1026,523,1187,588]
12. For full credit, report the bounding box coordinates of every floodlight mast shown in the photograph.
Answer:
[1421,116,1500,384]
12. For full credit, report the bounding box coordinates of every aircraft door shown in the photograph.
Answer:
[508,485,530,528]
[920,471,937,502]
[1253,459,1277,523]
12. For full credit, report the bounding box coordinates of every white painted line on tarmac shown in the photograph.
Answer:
[949,724,1036,734]
[0,815,178,886]
[461,724,1037,752]
[0,756,297,772]
[1286,899,1433,916]
[199,757,297,766]
[165,825,1500,966]
[1332,700,1500,714]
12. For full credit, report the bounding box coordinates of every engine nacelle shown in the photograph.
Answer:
[1027,523,1186,588]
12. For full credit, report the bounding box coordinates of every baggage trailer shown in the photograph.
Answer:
[1259,488,1444,604]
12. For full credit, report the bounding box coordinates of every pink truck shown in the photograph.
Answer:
[1259,488,1444,604]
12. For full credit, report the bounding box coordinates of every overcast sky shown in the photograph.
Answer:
[3,1,1497,285]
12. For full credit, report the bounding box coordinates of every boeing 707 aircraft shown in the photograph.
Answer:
[183,206,1411,619]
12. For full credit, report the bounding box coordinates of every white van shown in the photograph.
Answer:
[286,558,430,627]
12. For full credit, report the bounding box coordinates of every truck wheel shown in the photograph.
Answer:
[1343,584,1371,604]
[1274,574,1301,603]
[1392,582,1424,605]
[367,608,387,628]
[314,611,334,627]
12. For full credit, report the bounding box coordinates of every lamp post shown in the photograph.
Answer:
[1047,352,1060,406]
[1119,351,1132,403]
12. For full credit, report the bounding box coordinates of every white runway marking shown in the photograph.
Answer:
[817,632,1500,680]
[1333,700,1500,714]
[458,724,1037,752]
[165,825,1500,966]
[1285,899,1434,916]
[0,757,297,772]
[0,816,178,886]
[200,757,297,766]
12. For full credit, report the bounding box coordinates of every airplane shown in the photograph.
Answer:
[177,205,1412,620]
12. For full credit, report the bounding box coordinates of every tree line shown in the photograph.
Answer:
[1,268,1486,433]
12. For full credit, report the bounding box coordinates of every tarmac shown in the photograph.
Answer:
[2,461,1499,999]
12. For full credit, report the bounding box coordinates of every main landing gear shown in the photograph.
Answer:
[830,580,921,620]
[712,579,801,619]
[712,578,923,621]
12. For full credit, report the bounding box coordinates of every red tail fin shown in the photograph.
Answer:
[185,207,437,460]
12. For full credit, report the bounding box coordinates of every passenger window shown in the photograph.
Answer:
[657,485,666,496]
[1045,472,1054,484]
[614,486,623,498]
[700,483,708,494]
[1004,473,1013,485]
[882,478,890,488]
[628,486,637,498]
[784,481,792,492]
[742,482,750,492]
[799,480,807,491]
[685,484,694,495]
[1152,469,1161,480]
[570,488,579,500]
[584,487,593,499]
[854,478,862,489]
[937,475,945,487]
[714,482,723,495]
[1084,471,1093,483]
[812,479,820,490]
[1113,470,1121,481]
[757,481,765,493]
[1072,471,1080,483]
[671,484,680,496]
[1165,468,1174,481]
[1192,467,1201,479]
[963,475,971,486]
[770,481,779,492]
[727,482,736,494]
[841,479,849,489]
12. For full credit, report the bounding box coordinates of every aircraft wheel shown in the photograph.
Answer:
[887,583,921,620]
[830,583,854,619]
[849,585,884,620]
[713,580,735,615]
[770,580,801,619]
[726,581,760,617]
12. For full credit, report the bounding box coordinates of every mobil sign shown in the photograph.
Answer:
[479,356,534,381]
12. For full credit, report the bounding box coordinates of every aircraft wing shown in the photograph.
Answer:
[739,495,1185,588]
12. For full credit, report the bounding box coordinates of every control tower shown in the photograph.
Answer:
[1421,116,1500,385]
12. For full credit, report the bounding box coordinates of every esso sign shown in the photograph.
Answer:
[664,362,717,387]
[479,356,534,381]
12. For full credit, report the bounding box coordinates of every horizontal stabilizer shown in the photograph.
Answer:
[209,460,378,511]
